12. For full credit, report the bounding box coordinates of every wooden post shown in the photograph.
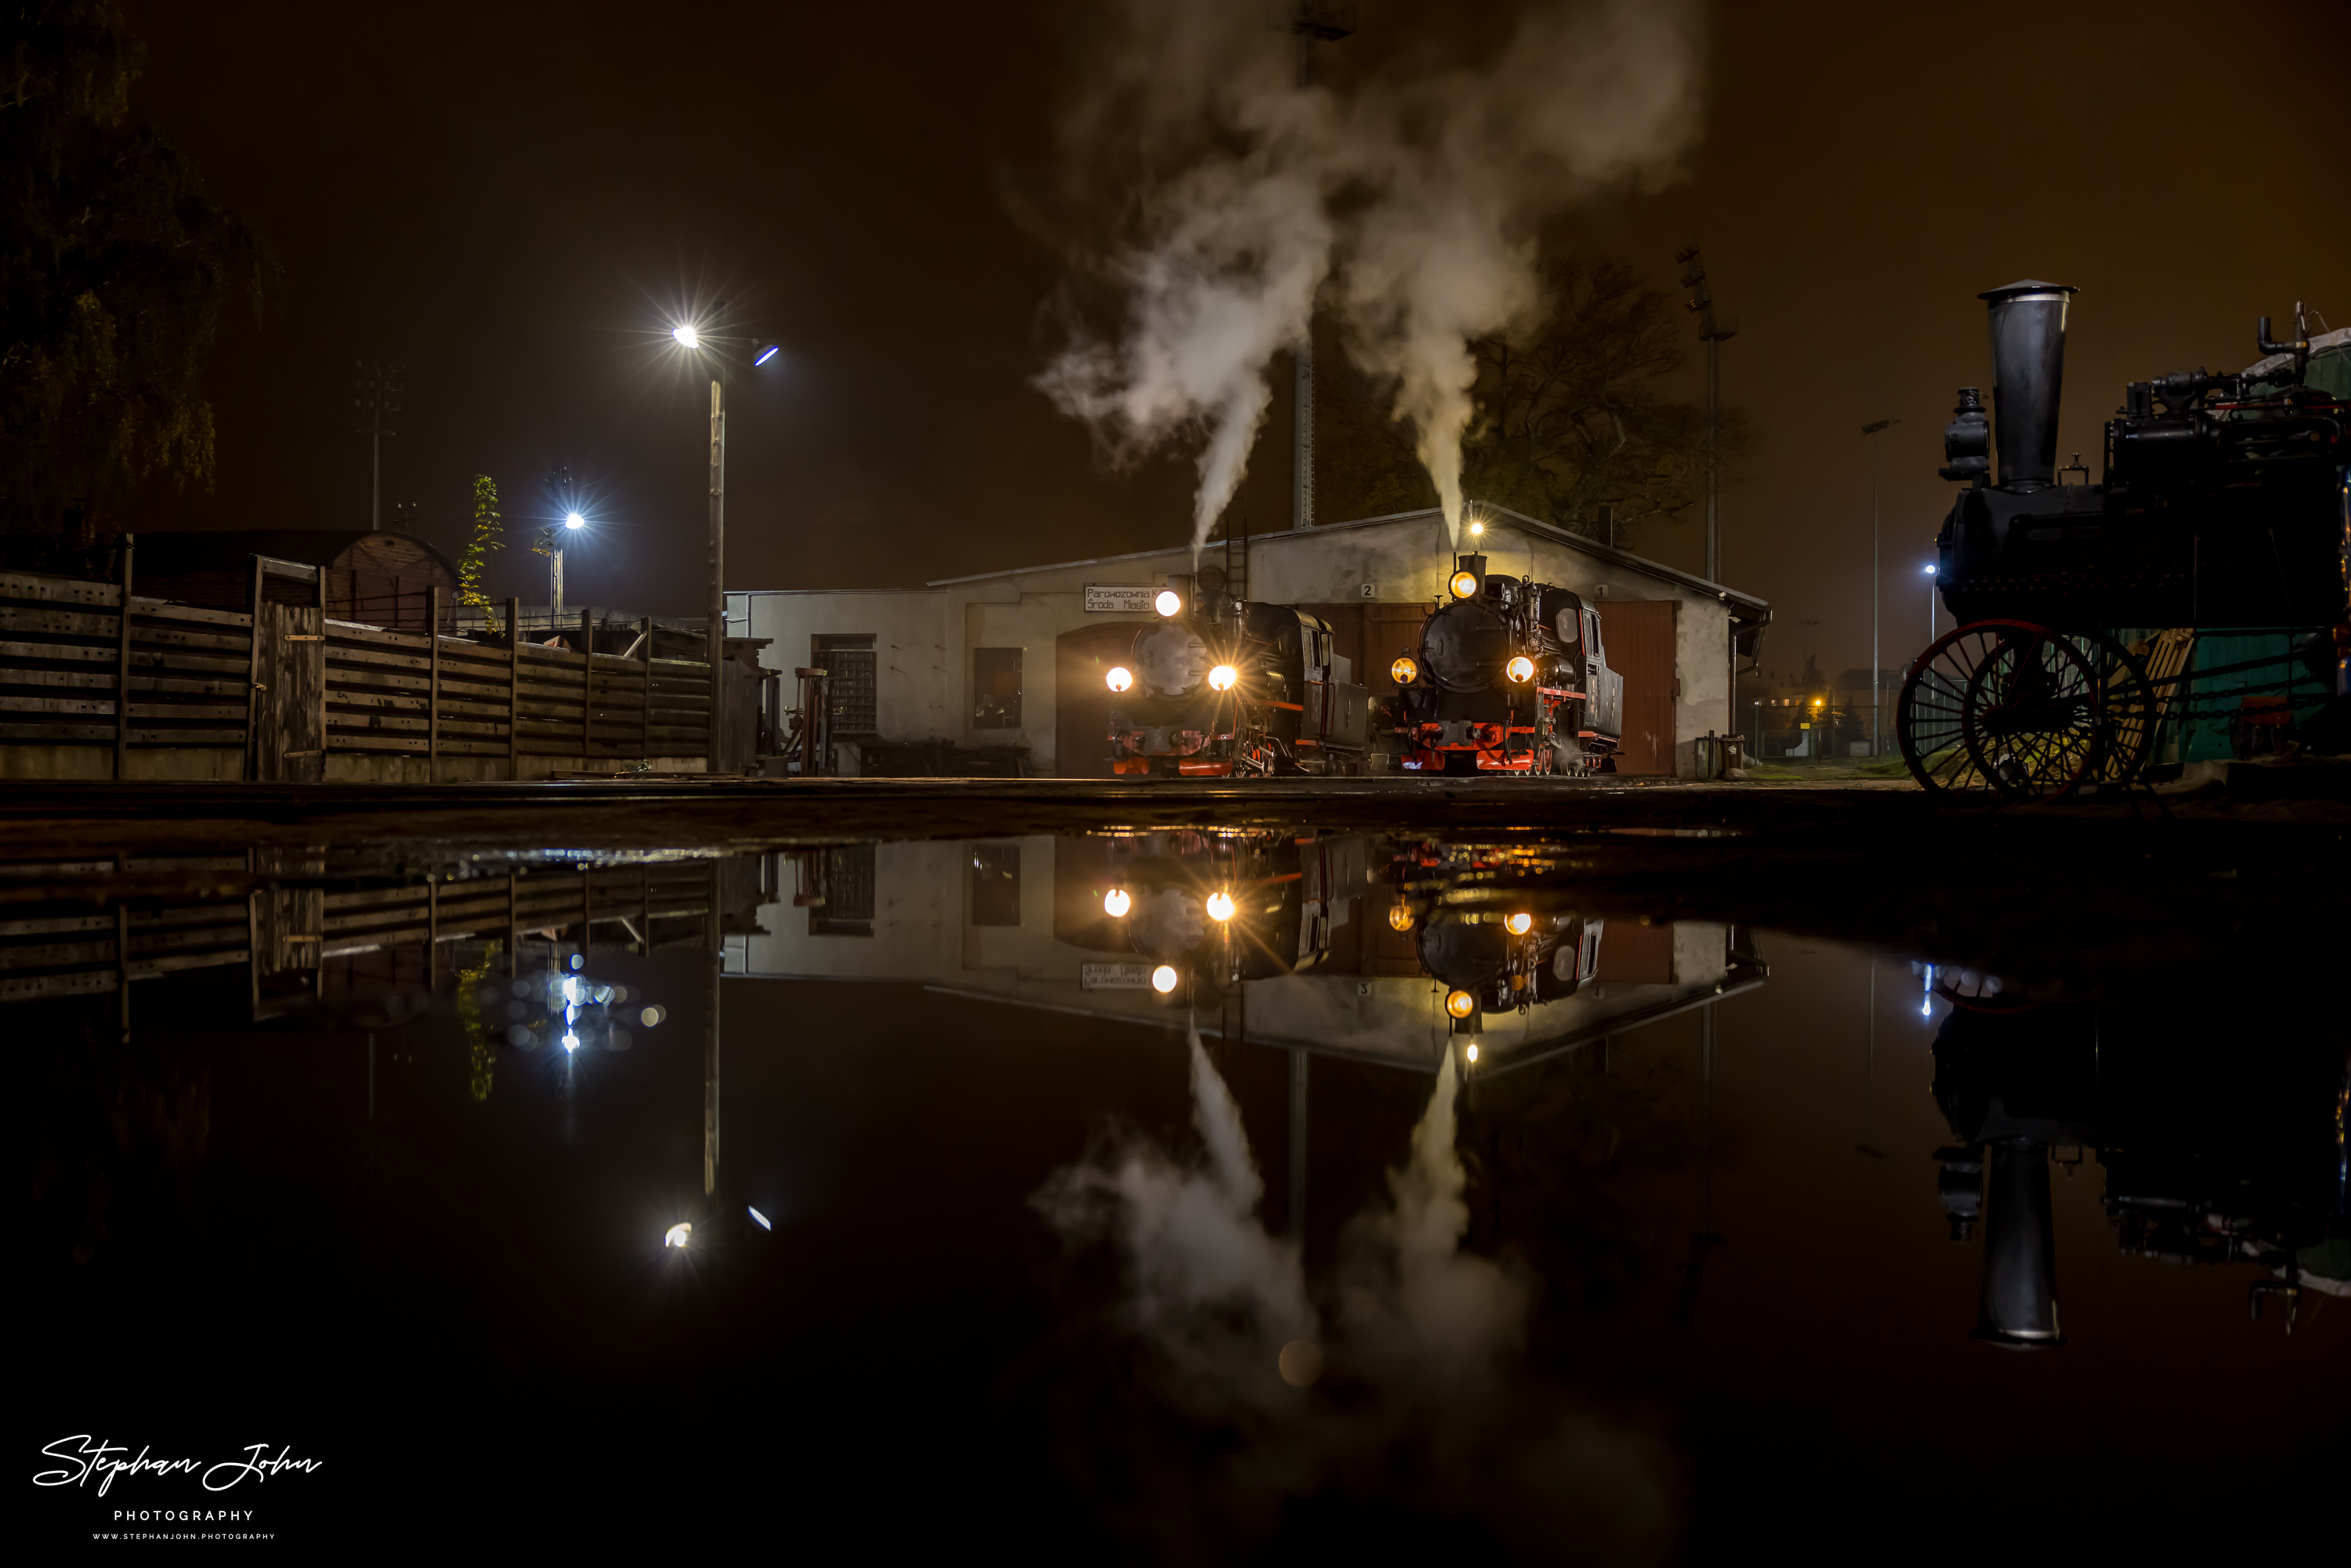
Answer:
[639,616,653,762]
[243,556,264,780]
[505,596,522,780]
[506,870,519,978]
[427,585,443,774]
[114,534,134,780]
[580,606,593,766]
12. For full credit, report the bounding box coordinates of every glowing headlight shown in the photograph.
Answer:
[1208,664,1238,692]
[1505,912,1533,936]
[1449,570,1479,599]
[1445,989,1476,1019]
[1154,589,1183,617]
[663,1222,693,1248]
[1205,891,1236,922]
[1391,656,1418,684]
[1106,664,1134,693]
[1465,1042,1480,1063]
[1505,655,1535,683]
[1150,964,1180,994]
[1387,904,1415,932]
[1103,888,1132,918]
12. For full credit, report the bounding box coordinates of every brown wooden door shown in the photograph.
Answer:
[1605,599,1679,774]
[1595,918,1675,984]
[1056,623,1144,777]
[1363,603,1431,695]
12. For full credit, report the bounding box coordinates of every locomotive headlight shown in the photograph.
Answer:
[1103,888,1131,918]
[1208,664,1238,692]
[1205,890,1237,922]
[1387,903,1415,932]
[1465,1042,1480,1063]
[1505,911,1533,936]
[1150,964,1180,994]
[1391,656,1418,684]
[1505,655,1535,684]
[1154,589,1183,617]
[1105,665,1134,693]
[1449,570,1479,599]
[1445,989,1476,1019]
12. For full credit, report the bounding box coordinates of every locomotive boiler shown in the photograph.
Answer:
[1386,553,1625,775]
[1103,585,1371,777]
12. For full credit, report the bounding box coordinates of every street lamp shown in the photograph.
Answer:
[1861,418,1900,755]
[1923,563,1939,643]
[668,310,786,769]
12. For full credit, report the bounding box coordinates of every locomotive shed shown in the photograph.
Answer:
[731,502,1769,781]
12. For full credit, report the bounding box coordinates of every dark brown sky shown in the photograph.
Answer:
[119,0,2347,679]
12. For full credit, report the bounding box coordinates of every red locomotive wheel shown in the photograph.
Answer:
[1897,621,2097,800]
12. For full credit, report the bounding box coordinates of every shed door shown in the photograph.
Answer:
[1604,599,1679,774]
[1056,623,1143,778]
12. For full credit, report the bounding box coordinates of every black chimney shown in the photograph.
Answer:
[1979,280,2077,491]
[1971,1138,2064,1349]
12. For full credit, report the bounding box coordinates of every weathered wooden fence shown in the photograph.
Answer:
[2,555,722,781]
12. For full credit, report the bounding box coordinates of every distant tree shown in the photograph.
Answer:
[455,945,498,1102]
[1318,258,1749,550]
[460,474,503,625]
[0,0,270,534]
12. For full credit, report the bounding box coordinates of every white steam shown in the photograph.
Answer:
[1037,0,1707,553]
[1036,1030,1677,1556]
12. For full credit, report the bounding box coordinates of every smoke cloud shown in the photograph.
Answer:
[1035,0,1707,553]
[1035,1029,1679,1559]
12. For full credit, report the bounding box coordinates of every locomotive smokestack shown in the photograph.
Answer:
[1979,280,2078,490]
[1971,1138,2064,1348]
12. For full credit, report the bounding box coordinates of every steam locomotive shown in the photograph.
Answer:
[1103,584,1371,777]
[1383,841,1604,1048]
[1385,552,1625,774]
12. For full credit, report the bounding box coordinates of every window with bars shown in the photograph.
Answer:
[813,634,878,735]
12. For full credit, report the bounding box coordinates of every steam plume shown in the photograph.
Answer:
[1038,0,1707,552]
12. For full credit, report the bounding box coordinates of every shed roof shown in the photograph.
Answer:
[924,504,1771,625]
[131,528,459,577]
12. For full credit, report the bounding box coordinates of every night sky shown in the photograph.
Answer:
[117,0,2348,680]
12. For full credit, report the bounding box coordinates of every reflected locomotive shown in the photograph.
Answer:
[1383,841,1604,1049]
[1103,582,1371,777]
[1385,552,1625,775]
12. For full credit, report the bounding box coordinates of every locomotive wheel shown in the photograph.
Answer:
[1898,621,2096,799]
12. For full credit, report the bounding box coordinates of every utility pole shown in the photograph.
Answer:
[1673,249,1735,581]
[707,303,728,767]
[1861,419,1900,754]
[1282,3,1354,532]
[353,362,404,531]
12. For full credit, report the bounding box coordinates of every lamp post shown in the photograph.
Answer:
[1924,562,1939,643]
[1861,418,1900,755]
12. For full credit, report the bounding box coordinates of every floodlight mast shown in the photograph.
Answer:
[1675,247,1736,582]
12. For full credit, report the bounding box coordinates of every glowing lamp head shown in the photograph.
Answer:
[563,512,585,531]
[1154,588,1183,617]
[1505,655,1535,684]
[562,1031,580,1052]
[1445,989,1477,1019]
[1208,664,1238,692]
[663,1222,693,1249]
[748,1207,773,1230]
[1391,656,1418,685]
[1150,964,1180,994]
[753,344,781,367]
[1105,664,1134,694]
[1449,570,1479,599]
[1505,911,1533,936]
[672,324,700,349]
[1387,903,1415,932]
[1204,891,1237,922]
[1469,521,1484,537]
[1103,888,1131,918]
[1465,1042,1480,1063]
[1922,563,1937,575]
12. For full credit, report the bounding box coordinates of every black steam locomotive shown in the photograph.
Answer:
[1385,552,1625,775]
[1104,585,1371,777]
[1898,281,2350,796]
[1382,840,1604,1052]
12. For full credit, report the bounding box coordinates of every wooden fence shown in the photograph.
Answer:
[2,555,720,780]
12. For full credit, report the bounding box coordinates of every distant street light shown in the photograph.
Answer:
[672,324,700,348]
[753,344,780,367]
[564,512,585,531]
[1923,563,1939,643]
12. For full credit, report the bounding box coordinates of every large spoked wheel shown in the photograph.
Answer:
[1898,621,2098,799]
[2084,634,2158,791]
